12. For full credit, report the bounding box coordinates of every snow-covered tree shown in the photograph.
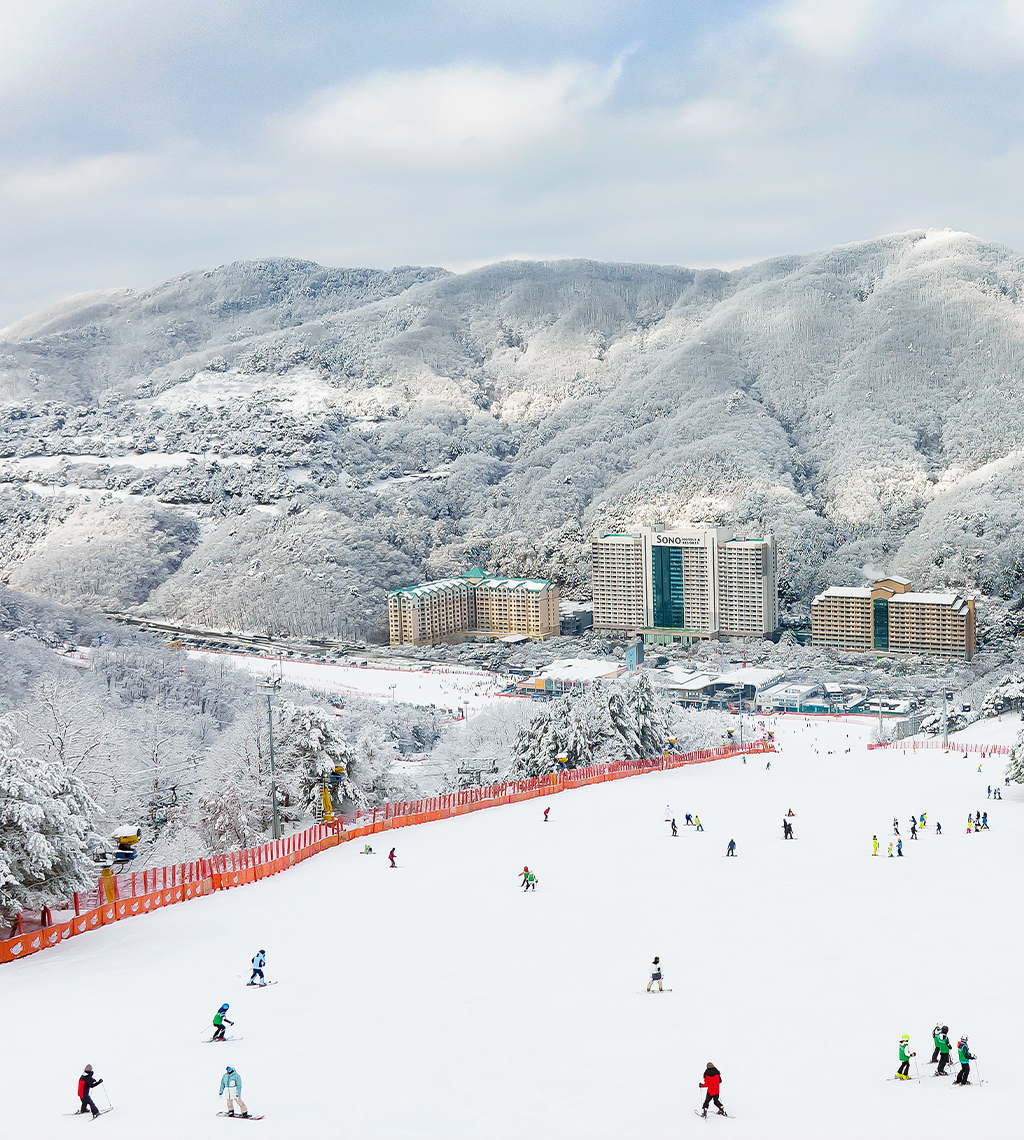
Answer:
[981,673,1024,718]
[1006,729,1024,784]
[0,715,98,921]
[627,674,668,758]
[276,702,354,815]
[344,724,409,810]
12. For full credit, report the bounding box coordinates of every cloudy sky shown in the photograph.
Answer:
[2,0,1023,324]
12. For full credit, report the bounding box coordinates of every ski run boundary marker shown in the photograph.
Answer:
[1,739,772,968]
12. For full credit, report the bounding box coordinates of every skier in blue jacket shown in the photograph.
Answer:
[219,1066,249,1117]
[248,950,266,987]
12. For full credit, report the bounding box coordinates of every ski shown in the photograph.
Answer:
[246,981,278,987]
[206,1036,243,1043]
[216,1112,265,1120]
[693,1109,731,1119]
[638,989,673,993]
[64,1108,113,1117]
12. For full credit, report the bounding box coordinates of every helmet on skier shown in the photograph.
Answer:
[942,1026,948,1034]
[259,949,264,955]
[961,1035,968,1043]
[220,1003,230,1011]
[900,1035,909,1042]
[226,1066,234,1073]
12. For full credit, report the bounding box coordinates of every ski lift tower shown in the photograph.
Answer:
[258,677,282,841]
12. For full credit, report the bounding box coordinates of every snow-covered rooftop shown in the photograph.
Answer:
[536,658,624,682]
[713,667,785,689]
[814,586,873,600]
[888,592,961,605]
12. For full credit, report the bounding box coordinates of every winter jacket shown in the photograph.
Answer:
[252,952,265,969]
[899,1042,912,1063]
[938,1036,951,1056]
[78,1073,101,1098]
[220,1071,242,1096]
[214,1010,232,1027]
[700,1068,721,1096]
[958,1043,974,1064]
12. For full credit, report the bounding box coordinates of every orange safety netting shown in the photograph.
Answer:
[0,738,771,967]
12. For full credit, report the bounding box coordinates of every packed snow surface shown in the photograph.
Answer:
[188,649,504,715]
[2,715,1022,1139]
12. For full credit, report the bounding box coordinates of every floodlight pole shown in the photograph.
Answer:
[260,680,282,841]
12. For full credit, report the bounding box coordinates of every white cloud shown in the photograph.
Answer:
[776,0,882,54]
[282,60,622,165]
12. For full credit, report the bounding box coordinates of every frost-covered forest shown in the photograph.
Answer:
[3,230,1024,642]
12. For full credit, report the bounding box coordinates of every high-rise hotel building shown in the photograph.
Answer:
[591,527,779,644]
[811,577,975,660]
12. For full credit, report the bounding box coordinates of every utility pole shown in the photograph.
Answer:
[260,681,282,840]
[942,689,950,749]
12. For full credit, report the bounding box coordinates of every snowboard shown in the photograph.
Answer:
[64,1108,113,1117]
[216,1112,265,1120]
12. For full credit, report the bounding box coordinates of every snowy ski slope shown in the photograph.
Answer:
[2,715,1022,1139]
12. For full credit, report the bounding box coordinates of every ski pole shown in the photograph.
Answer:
[102,1085,113,1110]
[914,1056,921,1083]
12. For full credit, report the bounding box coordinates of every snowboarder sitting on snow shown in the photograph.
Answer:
[362,845,373,854]
[954,1037,975,1085]
[78,1064,103,1117]
[248,950,266,987]
[726,839,736,857]
[936,1027,952,1074]
[647,956,663,992]
[220,1066,249,1117]
[212,1003,233,1041]
[699,1063,726,1116]
[896,1035,915,1079]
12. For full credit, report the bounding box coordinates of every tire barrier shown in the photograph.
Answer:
[0,739,771,967]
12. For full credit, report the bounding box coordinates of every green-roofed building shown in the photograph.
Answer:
[388,569,560,646]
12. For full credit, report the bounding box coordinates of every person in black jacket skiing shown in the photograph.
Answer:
[78,1064,103,1117]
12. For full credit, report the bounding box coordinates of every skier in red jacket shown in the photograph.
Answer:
[699,1063,726,1117]
[77,1064,103,1117]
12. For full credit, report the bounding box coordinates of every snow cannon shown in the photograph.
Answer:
[321,767,344,822]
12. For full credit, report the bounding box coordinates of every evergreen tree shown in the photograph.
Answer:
[628,674,668,758]
[0,715,97,921]
[1006,728,1024,784]
[277,702,354,815]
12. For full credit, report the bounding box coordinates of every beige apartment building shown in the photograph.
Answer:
[810,576,975,660]
[591,527,779,643]
[717,538,779,637]
[591,534,646,632]
[388,567,559,646]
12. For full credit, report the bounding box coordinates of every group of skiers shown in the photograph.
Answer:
[896,1027,976,1084]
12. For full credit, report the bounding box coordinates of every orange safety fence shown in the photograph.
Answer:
[0,738,772,967]
[867,739,1010,753]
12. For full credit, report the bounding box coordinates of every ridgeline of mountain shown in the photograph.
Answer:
[1,230,1024,644]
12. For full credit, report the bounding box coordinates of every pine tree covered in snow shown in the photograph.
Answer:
[981,673,1024,717]
[509,676,671,777]
[277,702,354,815]
[1006,729,1024,784]
[0,715,97,920]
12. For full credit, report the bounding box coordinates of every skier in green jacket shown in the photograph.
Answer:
[211,1003,233,1041]
[930,1024,942,1064]
[954,1036,976,1085]
[935,1027,952,1075]
[896,1035,915,1080]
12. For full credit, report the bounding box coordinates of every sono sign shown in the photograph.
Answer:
[652,534,702,545]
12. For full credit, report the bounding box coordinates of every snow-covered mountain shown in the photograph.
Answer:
[2,229,1024,641]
